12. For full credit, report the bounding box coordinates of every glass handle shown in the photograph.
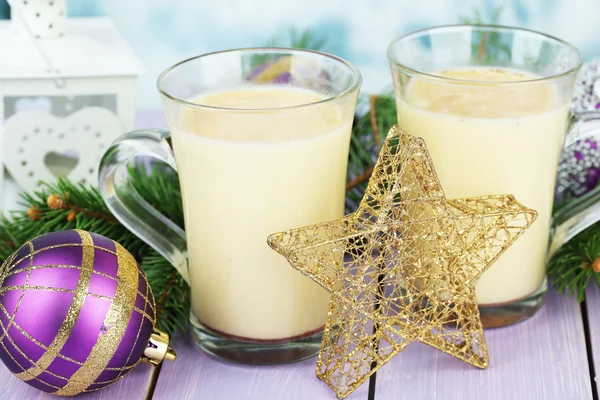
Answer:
[98,129,190,284]
[549,111,600,257]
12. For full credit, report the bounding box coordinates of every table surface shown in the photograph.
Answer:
[1,111,599,400]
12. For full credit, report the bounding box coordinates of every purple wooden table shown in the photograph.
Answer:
[149,289,594,400]
[0,288,594,400]
[0,111,598,399]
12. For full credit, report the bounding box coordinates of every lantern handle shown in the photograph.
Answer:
[6,0,66,89]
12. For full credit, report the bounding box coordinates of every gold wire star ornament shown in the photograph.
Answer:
[268,126,537,399]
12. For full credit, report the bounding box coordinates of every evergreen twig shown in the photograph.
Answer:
[548,221,600,302]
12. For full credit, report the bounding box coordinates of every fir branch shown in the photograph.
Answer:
[548,222,600,302]
[141,249,190,336]
[345,93,397,213]
[129,164,190,335]
[251,29,328,69]
[459,6,510,64]
[0,180,139,259]
[459,5,504,25]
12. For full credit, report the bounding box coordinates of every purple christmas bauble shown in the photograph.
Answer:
[0,230,156,396]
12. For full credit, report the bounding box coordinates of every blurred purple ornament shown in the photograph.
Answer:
[272,71,293,84]
[0,230,174,396]
[556,139,600,203]
[571,60,600,113]
[555,60,600,204]
[246,54,331,90]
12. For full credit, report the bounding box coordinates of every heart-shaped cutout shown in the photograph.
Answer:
[3,108,124,193]
[44,150,80,178]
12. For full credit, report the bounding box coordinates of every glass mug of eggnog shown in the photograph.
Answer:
[389,25,600,328]
[98,48,361,364]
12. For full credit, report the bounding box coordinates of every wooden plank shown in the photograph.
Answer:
[152,334,370,400]
[0,362,156,399]
[585,283,600,396]
[375,289,592,400]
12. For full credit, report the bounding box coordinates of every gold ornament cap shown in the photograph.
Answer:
[142,328,177,366]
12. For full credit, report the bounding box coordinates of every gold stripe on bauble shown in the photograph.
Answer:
[53,241,139,395]
[15,230,95,382]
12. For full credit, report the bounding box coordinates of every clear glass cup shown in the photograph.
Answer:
[388,25,600,328]
[98,48,361,364]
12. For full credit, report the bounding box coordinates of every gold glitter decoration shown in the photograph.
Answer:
[15,231,95,381]
[268,127,537,399]
[53,241,139,396]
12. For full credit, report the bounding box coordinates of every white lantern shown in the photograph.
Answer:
[0,0,144,202]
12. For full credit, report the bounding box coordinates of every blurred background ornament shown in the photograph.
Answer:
[0,0,144,198]
[571,60,600,112]
[555,60,600,205]
[0,230,175,395]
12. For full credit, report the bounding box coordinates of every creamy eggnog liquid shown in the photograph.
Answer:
[169,86,351,340]
[397,68,568,305]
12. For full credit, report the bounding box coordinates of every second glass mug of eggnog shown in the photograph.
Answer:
[388,25,600,328]
[98,48,361,364]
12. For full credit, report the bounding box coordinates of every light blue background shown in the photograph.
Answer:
[61,0,600,108]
